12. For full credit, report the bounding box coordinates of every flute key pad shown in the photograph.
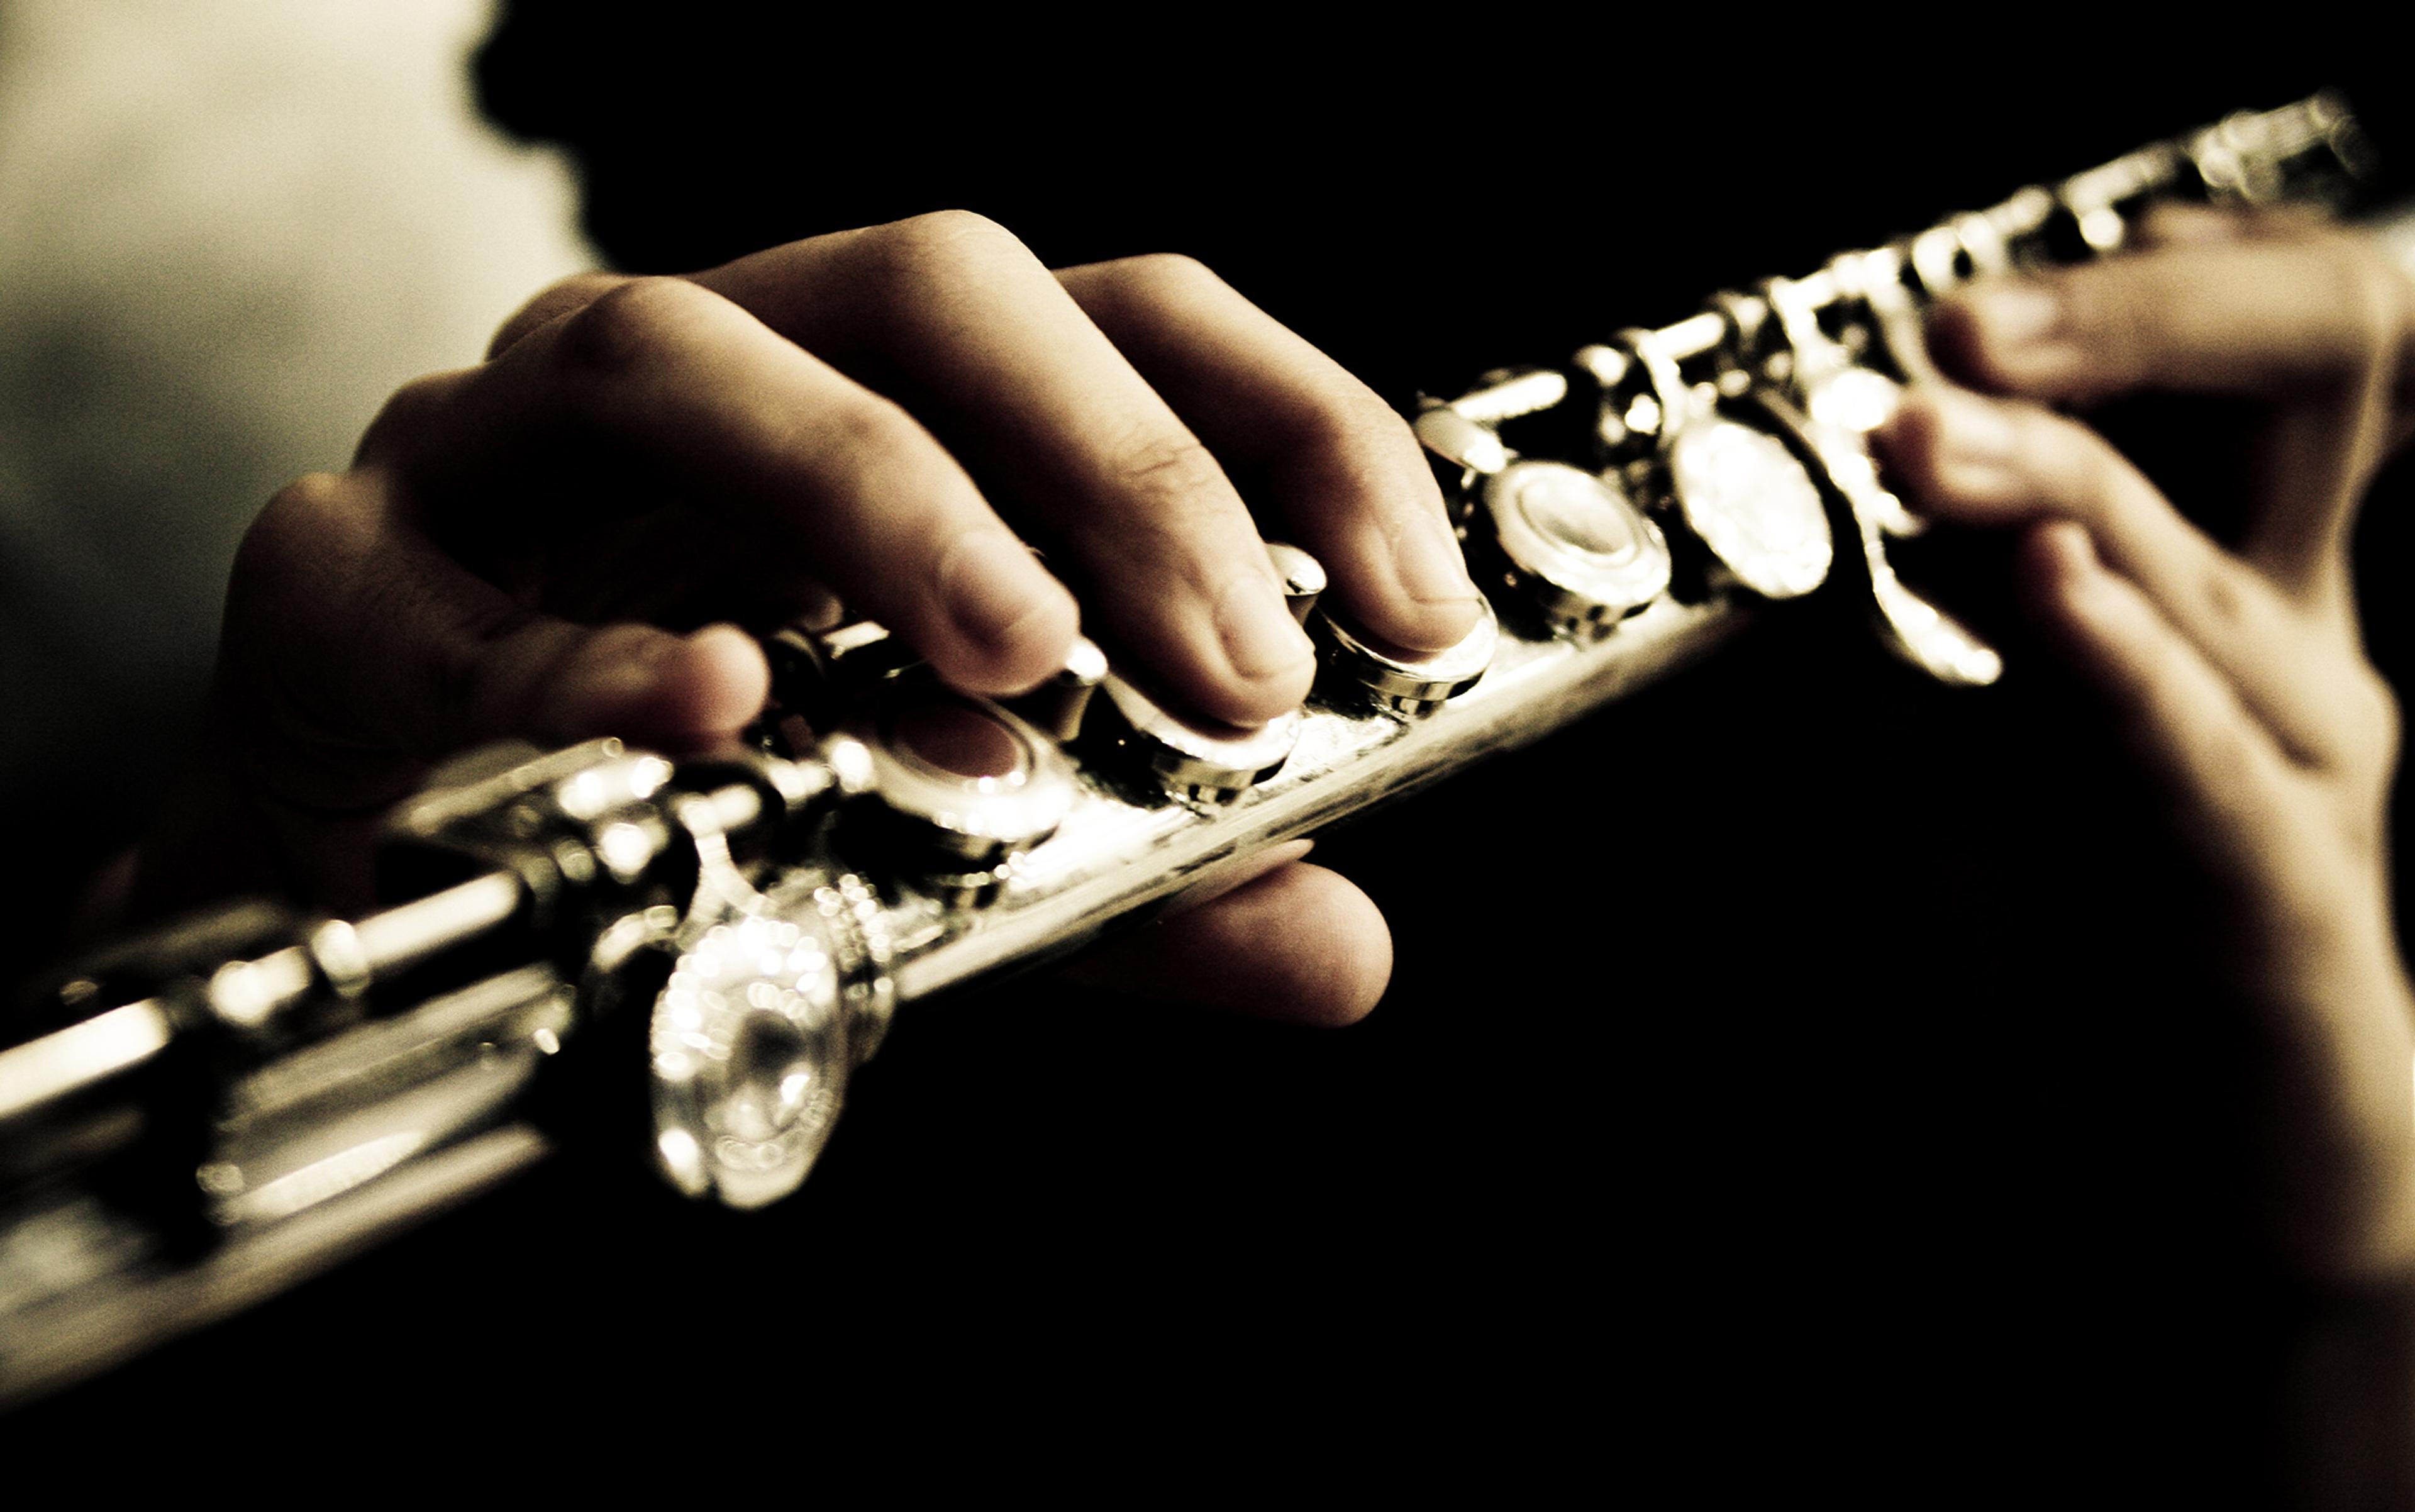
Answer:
[1665,417,1833,601]
[1477,461,1670,637]
[836,692,1077,903]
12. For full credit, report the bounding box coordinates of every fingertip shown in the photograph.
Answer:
[1281,865,1393,1027]
[543,621,769,753]
[2024,517,2097,577]
[1928,282,2081,394]
[1870,386,1946,472]
[661,623,774,737]
[1375,592,1485,656]
[1177,857,1393,1028]
[1203,657,1318,731]
[929,531,1084,696]
[1377,499,1484,653]
[1874,386,2032,514]
[1921,296,1993,389]
[1200,572,1317,725]
[1870,386,1959,511]
[936,579,1084,698]
[1063,860,1392,1027]
[1345,511,1482,653]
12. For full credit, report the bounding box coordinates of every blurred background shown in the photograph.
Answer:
[0,0,590,981]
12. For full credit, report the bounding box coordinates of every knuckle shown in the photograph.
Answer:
[2192,559,2256,637]
[1300,380,1419,462]
[2187,703,2269,801]
[356,370,466,463]
[816,389,936,475]
[1106,424,1230,516]
[235,474,350,595]
[1111,250,1226,299]
[2350,663,2402,772]
[556,275,720,377]
[862,208,1029,281]
[487,272,628,359]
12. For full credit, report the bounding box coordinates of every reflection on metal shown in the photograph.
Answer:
[1267,542,1328,624]
[848,695,1077,879]
[0,93,2373,1408]
[1478,464,1671,633]
[1414,405,1511,479]
[1667,420,1831,602]
[0,1003,172,1125]
[1008,635,1108,744]
[650,909,852,1209]
[1758,391,2004,687]
[1314,595,1499,714]
[1089,673,1304,803]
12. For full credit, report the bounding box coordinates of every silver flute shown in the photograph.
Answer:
[0,94,2380,1405]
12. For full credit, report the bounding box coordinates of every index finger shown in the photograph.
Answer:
[1928,231,2415,406]
[698,214,1318,728]
[1929,231,2414,594]
[372,276,1080,697]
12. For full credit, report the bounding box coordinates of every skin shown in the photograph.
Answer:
[1876,206,2415,1288]
[126,201,2415,1236]
[138,213,1483,1026]
[104,197,2415,1496]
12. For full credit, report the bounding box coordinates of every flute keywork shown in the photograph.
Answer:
[0,92,2377,1408]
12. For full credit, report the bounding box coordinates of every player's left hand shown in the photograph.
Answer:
[1876,207,2415,1284]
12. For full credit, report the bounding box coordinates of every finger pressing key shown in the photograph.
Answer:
[698,214,1319,726]
[1877,386,2361,769]
[1926,235,2414,598]
[369,275,1081,699]
[1055,254,1482,654]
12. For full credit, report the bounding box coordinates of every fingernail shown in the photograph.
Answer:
[582,633,679,701]
[941,528,1063,646]
[548,628,682,737]
[1394,511,1480,608]
[1216,572,1315,680]
[1935,389,2019,464]
[1967,284,2063,348]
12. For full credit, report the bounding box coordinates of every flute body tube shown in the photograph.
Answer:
[0,92,2383,1407]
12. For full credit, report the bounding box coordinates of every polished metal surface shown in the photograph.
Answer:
[1477,463,1670,633]
[650,906,851,1208]
[0,93,2377,1409]
[1088,672,1306,803]
[1666,418,1831,602]
[1314,596,1502,713]
[843,696,1077,872]
[1267,542,1329,623]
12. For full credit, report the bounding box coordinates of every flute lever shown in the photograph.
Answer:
[1752,390,2003,687]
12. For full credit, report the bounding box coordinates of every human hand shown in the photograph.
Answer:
[1874,208,2415,1282]
[145,214,1482,1025]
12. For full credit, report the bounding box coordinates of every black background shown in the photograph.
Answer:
[6,18,2411,1499]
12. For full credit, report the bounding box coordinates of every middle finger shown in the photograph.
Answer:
[1879,386,2365,770]
[698,211,1317,728]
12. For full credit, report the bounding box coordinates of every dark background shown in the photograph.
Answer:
[8,18,2411,1497]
